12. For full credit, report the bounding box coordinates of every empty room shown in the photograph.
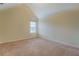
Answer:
[0,3,79,56]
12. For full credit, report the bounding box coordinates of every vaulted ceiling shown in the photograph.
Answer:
[0,3,79,19]
[27,3,79,19]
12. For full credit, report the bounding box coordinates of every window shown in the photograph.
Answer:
[30,21,36,33]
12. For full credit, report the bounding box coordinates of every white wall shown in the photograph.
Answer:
[39,10,79,48]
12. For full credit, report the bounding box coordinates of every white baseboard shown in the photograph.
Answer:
[0,36,37,44]
[39,34,79,49]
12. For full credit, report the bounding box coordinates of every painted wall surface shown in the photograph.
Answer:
[39,10,79,48]
[0,4,38,43]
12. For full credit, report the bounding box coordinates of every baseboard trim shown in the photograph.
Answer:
[0,37,37,44]
[39,34,79,49]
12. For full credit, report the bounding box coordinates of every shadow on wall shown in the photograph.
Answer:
[45,10,79,28]
[39,10,79,48]
[0,4,38,43]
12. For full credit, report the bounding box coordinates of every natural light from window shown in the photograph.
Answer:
[30,21,36,33]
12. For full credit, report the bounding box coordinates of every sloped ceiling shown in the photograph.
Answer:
[0,3,79,20]
[27,3,79,19]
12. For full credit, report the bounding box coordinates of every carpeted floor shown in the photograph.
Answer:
[0,38,79,56]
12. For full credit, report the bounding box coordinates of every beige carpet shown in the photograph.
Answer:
[0,38,79,56]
